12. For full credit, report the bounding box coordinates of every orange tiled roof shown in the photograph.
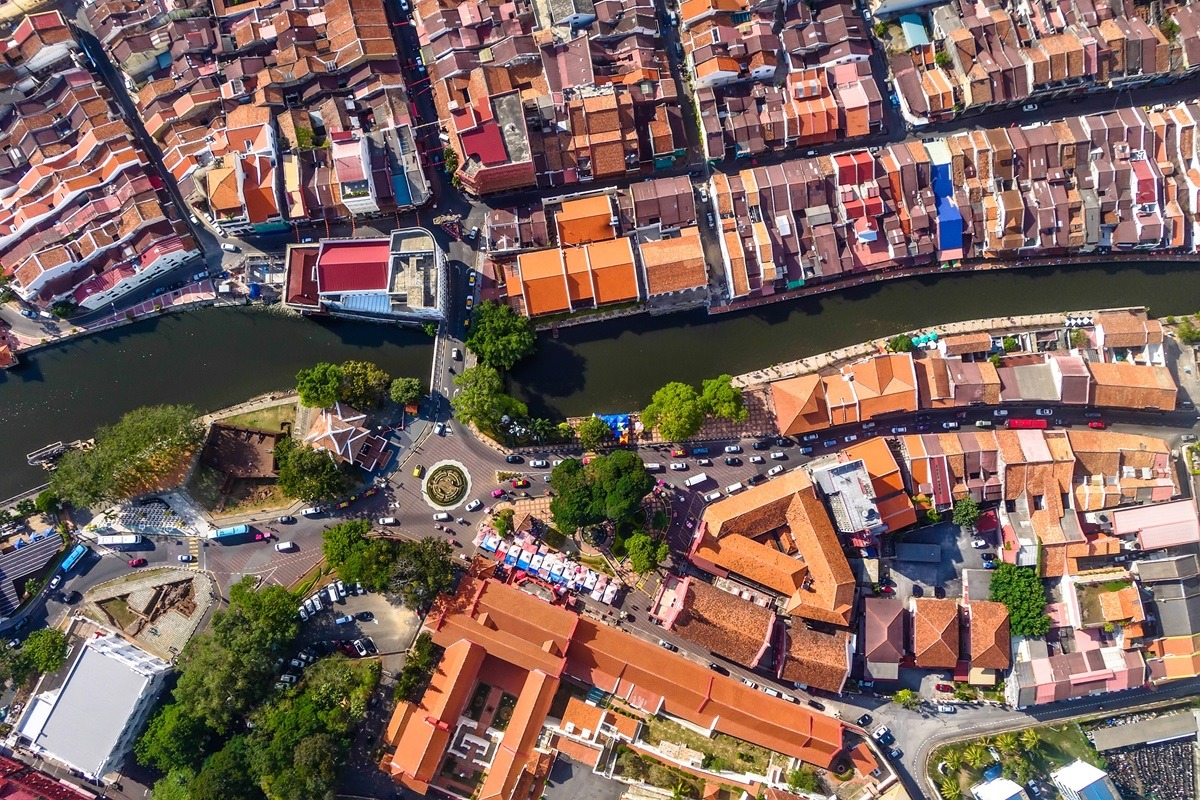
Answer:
[556,195,614,245]
[585,236,639,305]
[771,375,828,436]
[912,598,959,668]
[968,600,1010,670]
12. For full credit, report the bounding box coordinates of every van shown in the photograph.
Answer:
[683,472,709,488]
[644,463,664,472]
[703,490,722,502]
[692,447,710,456]
[300,506,321,516]
[762,686,782,698]
[274,541,297,552]
[974,420,993,428]
[726,482,744,494]
[434,512,452,522]
[335,615,354,625]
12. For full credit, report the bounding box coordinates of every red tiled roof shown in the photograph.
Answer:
[315,239,390,293]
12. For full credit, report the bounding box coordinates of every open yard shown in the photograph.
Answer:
[220,403,296,433]
[640,714,775,775]
[930,722,1102,794]
[186,463,292,517]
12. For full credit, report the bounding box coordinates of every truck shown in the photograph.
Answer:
[1005,418,1048,430]
[94,534,142,548]
[206,524,250,540]
[683,472,709,488]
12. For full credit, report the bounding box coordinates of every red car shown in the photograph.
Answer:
[511,479,530,488]
[363,487,379,498]
[1087,421,1106,429]
[128,558,147,568]
[935,683,954,693]
[254,532,268,541]
[672,448,688,457]
[878,585,895,595]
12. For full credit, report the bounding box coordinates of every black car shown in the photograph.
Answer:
[505,454,523,464]
[774,437,792,447]
[880,732,896,747]
[916,413,931,422]
[751,440,772,450]
[356,611,374,622]
[857,713,873,727]
[707,662,729,675]
[807,699,824,710]
[888,748,903,760]
[362,637,378,654]
[982,552,996,561]
[723,456,741,466]
[747,474,767,485]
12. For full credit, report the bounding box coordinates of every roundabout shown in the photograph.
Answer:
[422,460,471,508]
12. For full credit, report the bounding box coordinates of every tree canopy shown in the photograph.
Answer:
[274,438,353,503]
[388,537,455,608]
[295,363,343,408]
[450,365,527,437]
[549,451,654,534]
[322,519,398,591]
[338,360,391,409]
[642,382,705,442]
[952,497,981,527]
[389,376,424,406]
[50,404,203,507]
[699,374,749,423]
[464,301,537,371]
[625,531,669,574]
[577,416,613,451]
[989,563,1051,638]
[887,334,915,353]
[21,629,67,674]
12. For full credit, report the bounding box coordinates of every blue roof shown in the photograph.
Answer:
[899,14,931,47]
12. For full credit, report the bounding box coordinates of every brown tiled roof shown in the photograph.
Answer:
[912,598,959,668]
[967,600,1010,670]
[1087,362,1176,411]
[670,578,775,667]
[941,331,993,356]
[780,626,851,692]
[1095,309,1163,348]
[639,227,707,295]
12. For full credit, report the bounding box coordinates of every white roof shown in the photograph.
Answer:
[973,778,1026,800]
[1054,760,1108,791]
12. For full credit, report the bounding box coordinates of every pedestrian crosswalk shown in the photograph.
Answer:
[187,537,200,569]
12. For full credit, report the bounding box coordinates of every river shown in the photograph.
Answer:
[0,308,433,499]
[3,262,1200,498]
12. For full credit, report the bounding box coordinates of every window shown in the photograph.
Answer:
[1033,495,1045,511]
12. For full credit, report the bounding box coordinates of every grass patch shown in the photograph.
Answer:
[220,403,296,433]
[641,715,774,775]
[99,597,140,630]
[578,554,615,576]
[929,722,1101,792]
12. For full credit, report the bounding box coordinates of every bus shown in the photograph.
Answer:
[207,524,250,540]
[1005,418,1048,430]
[61,543,89,573]
[95,534,142,548]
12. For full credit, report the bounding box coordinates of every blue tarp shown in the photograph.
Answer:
[930,160,964,253]
[899,14,931,47]
[596,413,632,445]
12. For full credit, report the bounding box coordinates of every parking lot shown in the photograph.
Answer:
[886,521,994,602]
[298,583,422,672]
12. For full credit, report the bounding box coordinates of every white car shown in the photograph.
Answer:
[767,465,785,476]
[862,422,876,430]
[300,506,321,516]
[298,606,309,622]
[552,459,564,466]
[891,426,908,434]
[178,554,193,563]
[942,421,959,429]
[465,499,482,511]
[670,462,688,470]
[993,409,1009,417]
[1022,103,1038,112]
[377,517,397,525]
[531,459,548,468]
[971,538,988,549]
[749,455,765,464]
[723,445,742,453]
[275,541,297,552]
[770,451,786,460]
[1035,408,1054,416]
[353,639,368,657]
[843,434,858,443]
[872,726,890,741]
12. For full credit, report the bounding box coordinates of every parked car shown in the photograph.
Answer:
[298,606,309,622]
[753,440,773,450]
[891,426,908,434]
[862,422,876,430]
[872,726,891,741]
[823,440,837,447]
[749,455,765,464]
[1184,434,1198,442]
[277,515,296,524]
[741,677,757,689]
[770,451,786,460]
[300,506,322,516]
[724,444,742,453]
[724,456,741,466]
[857,713,873,727]
[278,673,298,684]
[1088,421,1107,429]
[971,538,988,548]
[1036,408,1054,416]
[799,446,813,455]
[767,465,785,476]
[511,478,530,488]
[128,558,147,568]
[844,434,858,443]
[993,409,1009,417]
[275,541,297,552]
[1022,103,1039,112]
[352,639,368,657]
[888,748,903,760]
[672,448,689,457]
[1084,412,1103,418]
[935,683,955,693]
[357,611,374,622]
[670,462,688,470]
[942,421,960,429]
[801,434,819,443]
[937,704,956,713]
[657,639,678,652]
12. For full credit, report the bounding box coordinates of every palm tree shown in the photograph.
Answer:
[944,748,965,773]
[964,744,989,769]
[671,780,691,800]
[1020,728,1041,752]
[996,732,1019,755]
[939,777,962,800]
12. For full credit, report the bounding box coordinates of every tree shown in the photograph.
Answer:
[323,519,398,591]
[450,365,528,437]
[989,563,1051,638]
[33,490,59,514]
[939,777,961,800]
[14,499,34,518]
[1019,728,1041,752]
[549,452,653,535]
[50,404,203,507]
[1069,329,1088,349]
[642,382,705,441]
[699,374,748,422]
[952,497,981,528]
[152,768,196,800]
[996,732,1019,755]
[625,531,669,574]
[389,377,424,406]
[189,737,264,800]
[422,322,438,337]
[943,748,964,773]
[136,704,216,773]
[578,416,613,451]
[1161,16,1180,41]
[1002,335,1019,352]
[892,688,921,710]
[1176,318,1200,345]
[873,19,887,37]
[274,438,352,503]
[964,744,989,769]
[322,519,371,567]
[464,301,537,371]
[338,360,391,409]
[787,768,820,793]
[888,334,916,353]
[295,363,343,408]
[493,508,515,537]
[389,537,455,608]
[21,629,68,674]
[935,48,952,68]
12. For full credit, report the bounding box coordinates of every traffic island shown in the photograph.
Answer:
[423,461,471,509]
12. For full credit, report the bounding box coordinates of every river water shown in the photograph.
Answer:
[2,262,1200,498]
